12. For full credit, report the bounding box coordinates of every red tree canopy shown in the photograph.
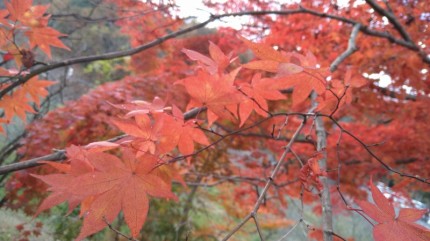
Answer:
[0,0,429,240]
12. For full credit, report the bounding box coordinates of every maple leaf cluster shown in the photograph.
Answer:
[35,145,179,240]
[177,37,357,128]
[29,35,374,239]
[34,97,209,240]
[2,0,69,60]
[0,0,69,133]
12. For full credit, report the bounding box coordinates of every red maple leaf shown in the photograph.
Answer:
[4,0,69,58]
[34,147,178,240]
[0,89,35,123]
[112,112,180,155]
[5,0,50,27]
[176,69,243,126]
[344,67,367,88]
[20,76,55,107]
[299,155,327,193]
[182,41,232,75]
[110,96,168,117]
[239,35,287,67]
[239,36,328,106]
[171,105,210,159]
[25,27,70,58]
[276,53,329,106]
[71,149,177,240]
[356,178,430,241]
[32,146,96,216]
[316,79,349,113]
[317,68,367,113]
[237,73,285,126]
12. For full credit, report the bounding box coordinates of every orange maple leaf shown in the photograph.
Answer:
[176,69,243,126]
[72,150,177,240]
[20,76,55,107]
[276,53,329,106]
[112,113,180,155]
[0,76,54,129]
[239,36,304,75]
[5,0,32,22]
[0,29,24,67]
[239,36,328,106]
[276,70,328,106]
[356,178,430,241]
[32,146,96,216]
[4,0,69,58]
[239,35,286,64]
[237,73,285,126]
[182,41,232,75]
[0,9,9,26]
[5,0,50,27]
[299,155,327,193]
[34,147,178,240]
[172,105,210,159]
[110,96,168,117]
[317,68,367,113]
[25,27,70,58]
[0,89,35,123]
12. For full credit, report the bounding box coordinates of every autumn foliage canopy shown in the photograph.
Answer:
[0,0,430,240]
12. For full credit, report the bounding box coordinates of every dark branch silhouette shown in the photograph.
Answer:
[2,6,429,99]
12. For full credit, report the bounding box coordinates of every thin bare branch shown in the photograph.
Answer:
[2,5,429,99]
[325,115,430,184]
[312,92,333,241]
[276,220,301,241]
[330,24,361,72]
[365,0,412,42]
[0,15,224,98]
[221,115,308,240]
[252,215,265,241]
[103,217,138,241]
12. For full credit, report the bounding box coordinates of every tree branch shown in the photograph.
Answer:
[311,92,333,241]
[294,6,419,51]
[325,115,430,184]
[365,0,412,42]
[2,6,428,99]
[370,83,417,101]
[0,79,69,164]
[0,107,205,175]
[50,6,169,23]
[220,106,318,240]
[0,150,67,175]
[330,23,361,72]
[364,0,429,63]
[0,15,224,99]
[252,215,265,241]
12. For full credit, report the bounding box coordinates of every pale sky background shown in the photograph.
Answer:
[175,0,245,29]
